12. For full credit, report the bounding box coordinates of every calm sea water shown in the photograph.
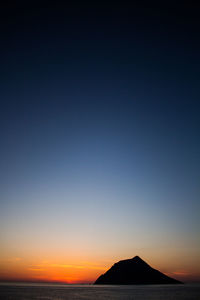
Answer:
[0,283,200,300]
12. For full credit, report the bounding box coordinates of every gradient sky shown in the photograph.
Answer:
[0,3,200,283]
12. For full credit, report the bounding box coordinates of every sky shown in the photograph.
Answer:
[0,3,200,283]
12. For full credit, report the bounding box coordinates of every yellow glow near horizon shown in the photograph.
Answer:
[0,257,109,283]
[1,250,200,284]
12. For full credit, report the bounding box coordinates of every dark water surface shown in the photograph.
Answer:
[0,283,200,300]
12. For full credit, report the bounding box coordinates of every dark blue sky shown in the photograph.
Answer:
[0,2,200,282]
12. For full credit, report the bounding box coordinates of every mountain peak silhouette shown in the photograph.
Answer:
[95,256,182,285]
[131,256,147,263]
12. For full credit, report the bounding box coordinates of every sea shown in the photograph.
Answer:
[0,283,200,300]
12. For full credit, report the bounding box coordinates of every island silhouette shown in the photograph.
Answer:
[94,256,182,284]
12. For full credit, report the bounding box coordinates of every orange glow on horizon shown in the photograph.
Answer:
[0,258,109,284]
[1,253,200,284]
